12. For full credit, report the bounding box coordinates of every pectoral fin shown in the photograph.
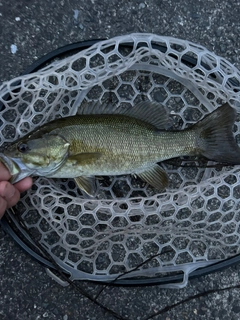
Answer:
[69,152,102,164]
[74,176,97,197]
[136,164,168,190]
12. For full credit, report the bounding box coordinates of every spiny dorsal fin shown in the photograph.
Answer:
[136,164,168,190]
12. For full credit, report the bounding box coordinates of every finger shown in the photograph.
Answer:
[0,197,7,219]
[0,162,11,181]
[0,181,20,209]
[14,177,33,193]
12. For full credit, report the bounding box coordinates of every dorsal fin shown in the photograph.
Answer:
[122,101,169,129]
[77,100,169,130]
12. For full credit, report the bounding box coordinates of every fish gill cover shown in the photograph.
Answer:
[1,34,240,288]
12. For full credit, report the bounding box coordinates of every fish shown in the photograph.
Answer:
[1,101,240,196]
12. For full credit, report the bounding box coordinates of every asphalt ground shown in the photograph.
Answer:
[1,1,240,319]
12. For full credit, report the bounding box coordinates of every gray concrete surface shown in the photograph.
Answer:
[1,0,240,319]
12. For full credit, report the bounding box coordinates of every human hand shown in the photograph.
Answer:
[0,163,32,219]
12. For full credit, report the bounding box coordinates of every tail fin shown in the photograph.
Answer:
[194,103,240,164]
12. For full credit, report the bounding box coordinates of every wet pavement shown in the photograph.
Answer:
[1,1,240,319]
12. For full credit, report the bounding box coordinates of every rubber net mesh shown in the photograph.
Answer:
[1,34,240,288]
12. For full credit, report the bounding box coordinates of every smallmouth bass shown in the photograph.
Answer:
[2,101,240,196]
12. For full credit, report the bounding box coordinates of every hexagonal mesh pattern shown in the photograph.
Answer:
[1,34,240,287]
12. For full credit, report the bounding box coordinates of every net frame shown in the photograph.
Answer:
[1,34,240,288]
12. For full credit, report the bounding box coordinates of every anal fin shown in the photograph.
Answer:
[136,164,168,190]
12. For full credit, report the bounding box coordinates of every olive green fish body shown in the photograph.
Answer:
[46,115,196,177]
[3,101,240,196]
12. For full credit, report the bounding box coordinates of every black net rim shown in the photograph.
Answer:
[1,38,240,286]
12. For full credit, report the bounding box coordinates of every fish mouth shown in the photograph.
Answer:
[0,154,35,184]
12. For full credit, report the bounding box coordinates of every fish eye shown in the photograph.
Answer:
[17,142,30,153]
